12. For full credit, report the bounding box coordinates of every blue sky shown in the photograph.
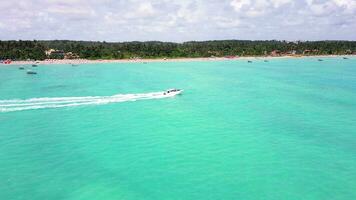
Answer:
[0,0,355,42]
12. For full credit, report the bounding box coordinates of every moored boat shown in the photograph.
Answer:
[27,70,37,75]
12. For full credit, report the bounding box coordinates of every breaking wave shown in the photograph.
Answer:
[0,91,173,113]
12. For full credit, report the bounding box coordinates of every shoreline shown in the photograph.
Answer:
[3,55,355,66]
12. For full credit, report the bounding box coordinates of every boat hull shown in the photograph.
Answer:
[163,90,183,97]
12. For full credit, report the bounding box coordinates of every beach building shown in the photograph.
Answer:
[45,49,56,56]
[46,49,65,59]
[288,50,297,55]
[303,50,311,54]
[46,49,79,59]
[64,52,79,59]
[270,50,281,56]
[51,50,65,57]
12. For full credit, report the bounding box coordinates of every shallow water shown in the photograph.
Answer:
[1,58,356,200]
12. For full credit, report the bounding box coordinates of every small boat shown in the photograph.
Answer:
[163,89,183,96]
[248,60,253,63]
[19,67,25,70]
[32,64,38,67]
[71,64,79,67]
[343,57,348,59]
[318,59,323,61]
[264,60,268,62]
[27,70,37,75]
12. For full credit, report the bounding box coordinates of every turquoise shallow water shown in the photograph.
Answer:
[0,57,355,200]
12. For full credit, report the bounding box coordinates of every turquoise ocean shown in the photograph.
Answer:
[0,57,355,200]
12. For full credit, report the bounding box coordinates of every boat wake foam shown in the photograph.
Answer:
[0,91,171,113]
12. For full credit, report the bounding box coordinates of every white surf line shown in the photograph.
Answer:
[0,91,171,113]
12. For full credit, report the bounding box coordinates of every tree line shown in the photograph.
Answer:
[1,40,355,60]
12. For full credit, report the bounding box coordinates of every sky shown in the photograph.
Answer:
[0,0,355,42]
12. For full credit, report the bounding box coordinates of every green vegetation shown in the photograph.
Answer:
[1,40,355,60]
[0,40,47,60]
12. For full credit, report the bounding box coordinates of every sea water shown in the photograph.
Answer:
[0,57,355,200]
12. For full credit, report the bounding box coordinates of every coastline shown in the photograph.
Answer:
[4,55,355,66]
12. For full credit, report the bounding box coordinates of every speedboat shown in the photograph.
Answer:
[248,60,252,63]
[32,64,38,67]
[343,57,348,60]
[163,89,183,96]
[318,59,323,61]
[19,66,25,70]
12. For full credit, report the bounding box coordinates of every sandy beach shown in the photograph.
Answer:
[3,55,354,66]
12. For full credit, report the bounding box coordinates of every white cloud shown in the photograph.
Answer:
[332,0,356,13]
[138,2,155,14]
[0,0,355,41]
[270,0,292,8]
[230,0,293,17]
[230,0,252,12]
[306,0,356,16]
[214,17,241,28]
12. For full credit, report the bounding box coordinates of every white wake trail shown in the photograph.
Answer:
[0,91,172,113]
